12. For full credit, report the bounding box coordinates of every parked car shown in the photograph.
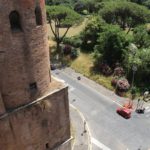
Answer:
[50,64,56,70]
[116,107,131,119]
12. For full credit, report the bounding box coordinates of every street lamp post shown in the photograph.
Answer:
[131,65,137,89]
[129,43,138,100]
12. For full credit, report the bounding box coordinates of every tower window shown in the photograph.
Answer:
[35,6,43,26]
[9,11,22,31]
[29,82,37,91]
[46,143,49,149]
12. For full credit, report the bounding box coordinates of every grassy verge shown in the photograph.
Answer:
[70,52,145,98]
[70,52,114,90]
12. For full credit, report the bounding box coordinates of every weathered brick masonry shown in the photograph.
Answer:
[0,0,71,149]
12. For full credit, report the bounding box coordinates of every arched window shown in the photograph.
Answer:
[35,6,43,26]
[9,11,22,31]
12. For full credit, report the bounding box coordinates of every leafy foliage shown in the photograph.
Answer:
[99,63,113,76]
[80,16,106,51]
[46,5,81,55]
[93,25,131,67]
[133,25,150,48]
[125,48,150,84]
[100,1,150,32]
[63,36,82,48]
[113,66,125,77]
[116,78,130,92]
[63,45,72,55]
[46,5,81,27]
[143,0,150,9]
[45,0,74,7]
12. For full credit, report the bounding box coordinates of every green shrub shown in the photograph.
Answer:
[70,48,79,59]
[63,36,82,48]
[116,78,130,92]
[80,16,106,51]
[82,9,89,15]
[133,25,150,48]
[93,24,132,67]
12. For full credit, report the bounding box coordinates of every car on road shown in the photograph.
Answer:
[50,64,56,70]
[116,107,131,119]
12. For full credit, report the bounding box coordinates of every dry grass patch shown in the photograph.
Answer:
[47,18,88,39]
[70,52,113,90]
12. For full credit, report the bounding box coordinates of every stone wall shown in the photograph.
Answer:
[0,87,70,150]
[0,93,5,115]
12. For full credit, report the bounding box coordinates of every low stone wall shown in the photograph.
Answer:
[0,86,71,150]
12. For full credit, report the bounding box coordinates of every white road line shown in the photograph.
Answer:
[69,86,75,92]
[145,106,149,110]
[145,109,150,113]
[61,70,124,108]
[146,114,150,118]
[91,137,111,150]
[70,104,92,150]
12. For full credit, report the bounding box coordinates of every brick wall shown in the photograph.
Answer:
[0,87,70,150]
[0,0,50,109]
[0,1,71,150]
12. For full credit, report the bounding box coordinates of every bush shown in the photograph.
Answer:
[82,9,89,15]
[63,36,82,48]
[70,48,79,59]
[100,1,150,30]
[80,16,106,51]
[111,76,119,87]
[133,25,150,48]
[63,45,72,55]
[116,78,130,92]
[99,63,112,76]
[124,48,150,85]
[113,67,125,77]
[93,24,131,67]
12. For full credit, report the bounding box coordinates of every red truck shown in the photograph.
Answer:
[116,107,132,119]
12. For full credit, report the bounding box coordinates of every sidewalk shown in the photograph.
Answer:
[70,105,91,150]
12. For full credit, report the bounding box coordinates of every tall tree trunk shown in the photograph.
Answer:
[126,27,131,34]
[56,40,63,64]
[56,40,61,55]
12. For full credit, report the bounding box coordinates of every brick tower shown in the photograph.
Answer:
[0,0,70,150]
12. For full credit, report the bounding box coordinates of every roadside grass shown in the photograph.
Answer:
[70,52,114,90]
[49,38,139,99]
[48,18,144,98]
[147,23,150,28]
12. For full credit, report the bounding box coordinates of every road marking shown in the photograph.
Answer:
[146,114,150,118]
[112,100,123,107]
[145,106,150,110]
[91,137,111,150]
[70,104,92,150]
[69,86,75,92]
[60,70,127,108]
[145,109,150,113]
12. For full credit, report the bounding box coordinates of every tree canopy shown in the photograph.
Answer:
[80,16,106,51]
[125,48,150,84]
[93,25,131,66]
[46,5,82,55]
[133,25,150,48]
[100,1,150,33]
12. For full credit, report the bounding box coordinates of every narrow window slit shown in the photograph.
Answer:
[35,6,43,26]
[9,11,22,31]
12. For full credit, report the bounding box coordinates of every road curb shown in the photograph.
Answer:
[70,104,92,150]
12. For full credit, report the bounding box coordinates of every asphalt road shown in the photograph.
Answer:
[52,68,150,150]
